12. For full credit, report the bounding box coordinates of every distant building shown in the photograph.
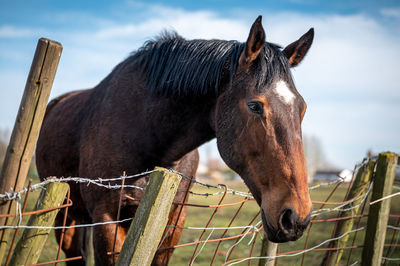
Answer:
[338,169,353,182]
[313,169,353,182]
[197,160,240,182]
[313,171,340,181]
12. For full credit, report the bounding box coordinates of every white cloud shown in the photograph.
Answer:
[0,25,36,38]
[380,7,400,19]
[43,7,252,97]
[1,3,399,168]
[93,8,248,41]
[302,100,400,167]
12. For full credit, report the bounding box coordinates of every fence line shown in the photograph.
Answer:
[0,159,399,265]
[0,36,397,265]
[0,175,372,230]
[0,170,351,205]
[0,172,159,201]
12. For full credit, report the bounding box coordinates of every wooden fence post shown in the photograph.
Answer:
[8,182,69,266]
[258,236,278,266]
[0,38,62,261]
[116,168,182,266]
[321,159,375,266]
[361,152,398,266]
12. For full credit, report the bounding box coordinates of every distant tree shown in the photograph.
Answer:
[303,134,333,182]
[0,128,38,179]
[0,128,10,166]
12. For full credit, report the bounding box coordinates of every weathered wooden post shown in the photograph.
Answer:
[0,38,62,261]
[8,182,68,266]
[258,236,278,266]
[361,152,398,266]
[321,159,375,266]
[116,168,182,266]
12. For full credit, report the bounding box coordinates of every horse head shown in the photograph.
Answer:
[214,16,314,242]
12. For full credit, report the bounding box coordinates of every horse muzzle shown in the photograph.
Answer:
[261,208,311,243]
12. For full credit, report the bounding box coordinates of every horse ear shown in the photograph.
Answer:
[239,16,266,67]
[283,28,314,67]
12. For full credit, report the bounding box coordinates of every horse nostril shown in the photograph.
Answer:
[279,208,295,234]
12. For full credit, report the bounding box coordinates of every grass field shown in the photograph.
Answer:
[170,179,400,265]
[2,174,400,265]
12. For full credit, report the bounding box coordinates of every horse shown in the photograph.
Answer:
[36,16,314,265]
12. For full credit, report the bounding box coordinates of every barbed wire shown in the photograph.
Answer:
[180,178,345,199]
[1,164,398,265]
[182,189,253,198]
[0,167,376,230]
[0,168,353,236]
[0,168,348,205]
[0,170,165,202]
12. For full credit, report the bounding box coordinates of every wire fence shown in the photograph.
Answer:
[0,161,399,265]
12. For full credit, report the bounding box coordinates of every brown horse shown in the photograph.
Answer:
[36,16,314,265]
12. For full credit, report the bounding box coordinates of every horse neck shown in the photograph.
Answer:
[151,95,217,166]
[96,68,218,167]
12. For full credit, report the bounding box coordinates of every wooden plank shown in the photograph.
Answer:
[258,236,278,266]
[322,160,375,266]
[0,38,62,261]
[8,182,69,266]
[116,168,182,266]
[361,152,398,266]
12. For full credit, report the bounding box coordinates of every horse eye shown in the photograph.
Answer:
[247,101,264,115]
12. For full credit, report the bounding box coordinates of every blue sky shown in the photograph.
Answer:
[0,0,399,169]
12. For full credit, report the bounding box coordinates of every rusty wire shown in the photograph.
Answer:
[346,181,370,265]
[210,195,248,265]
[55,187,71,266]
[0,167,399,266]
[189,184,228,264]
[1,181,85,266]
[112,174,125,266]
[301,175,345,266]
[4,179,32,266]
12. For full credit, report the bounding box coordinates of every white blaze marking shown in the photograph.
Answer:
[274,80,295,105]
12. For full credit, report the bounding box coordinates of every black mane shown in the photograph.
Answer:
[128,31,290,96]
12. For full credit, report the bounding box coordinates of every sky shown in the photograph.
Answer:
[0,0,399,169]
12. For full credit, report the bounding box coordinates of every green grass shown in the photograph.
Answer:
[2,177,400,265]
[169,180,400,265]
